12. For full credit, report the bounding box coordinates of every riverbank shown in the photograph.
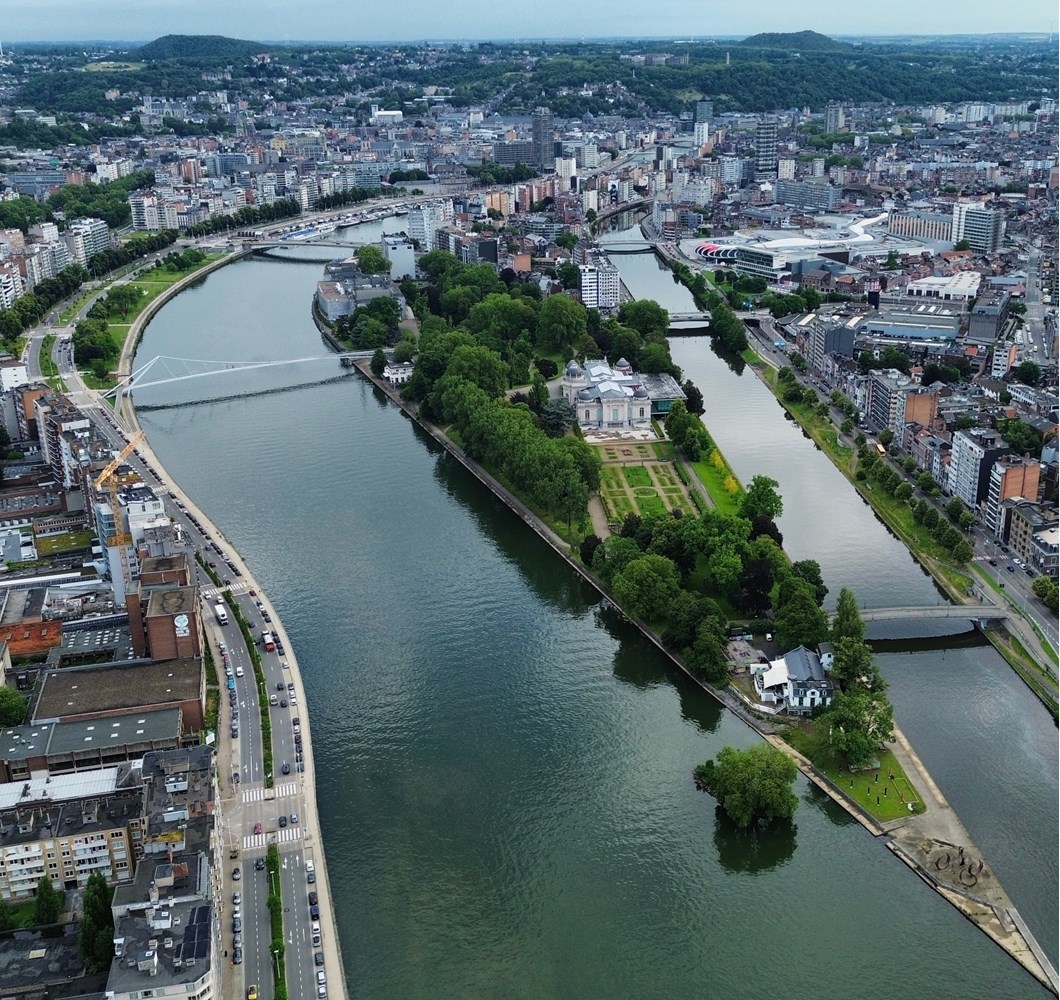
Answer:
[355,360,1057,995]
[98,251,349,998]
[743,349,1058,718]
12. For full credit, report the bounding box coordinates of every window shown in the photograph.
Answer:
[639,407,644,417]
[585,410,590,420]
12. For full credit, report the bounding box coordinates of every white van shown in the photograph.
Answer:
[235,666,244,677]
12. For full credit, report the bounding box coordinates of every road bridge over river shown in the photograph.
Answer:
[833,604,1011,623]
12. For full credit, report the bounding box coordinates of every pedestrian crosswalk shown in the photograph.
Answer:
[242,826,303,850]
[204,581,250,598]
[241,782,297,803]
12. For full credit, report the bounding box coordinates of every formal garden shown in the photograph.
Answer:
[598,460,698,522]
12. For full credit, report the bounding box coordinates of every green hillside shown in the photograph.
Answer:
[739,30,851,51]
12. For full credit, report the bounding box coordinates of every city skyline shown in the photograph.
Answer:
[4,0,1057,45]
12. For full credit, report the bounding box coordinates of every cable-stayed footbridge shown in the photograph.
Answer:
[107,352,375,406]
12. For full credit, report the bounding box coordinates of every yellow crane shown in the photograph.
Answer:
[93,430,146,596]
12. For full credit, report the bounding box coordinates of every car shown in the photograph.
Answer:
[298,762,306,773]
[280,699,288,708]
[232,867,241,880]
[310,904,320,919]
[254,822,263,834]
[318,970,327,985]
[293,724,301,736]
[282,762,290,775]
[279,815,287,828]
[290,694,297,705]
[232,771,240,784]
[312,931,321,945]
[315,951,325,966]
[249,590,257,597]
[232,917,241,933]
[1008,564,1016,572]
[307,870,316,884]
[256,601,264,610]
[288,683,295,692]
[292,716,300,726]
[291,811,299,825]
[308,891,318,906]
[255,857,266,871]
[233,904,241,918]
[233,891,241,905]
[277,681,285,691]
[233,946,243,965]
[263,613,272,623]
[282,659,289,669]
[247,987,258,1000]
[989,559,997,566]
[317,988,328,999]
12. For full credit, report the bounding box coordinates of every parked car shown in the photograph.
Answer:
[233,946,243,964]
[315,951,325,966]
[308,891,318,906]
[232,867,241,881]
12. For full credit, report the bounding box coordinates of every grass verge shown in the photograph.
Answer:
[225,591,274,787]
[266,843,288,1000]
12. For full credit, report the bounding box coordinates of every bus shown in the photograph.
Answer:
[261,631,276,652]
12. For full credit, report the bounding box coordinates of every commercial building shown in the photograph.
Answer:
[887,209,954,242]
[493,140,533,166]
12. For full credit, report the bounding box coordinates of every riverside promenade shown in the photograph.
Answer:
[101,253,348,1000]
[358,361,1058,996]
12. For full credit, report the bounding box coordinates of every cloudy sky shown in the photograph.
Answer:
[5,0,1057,44]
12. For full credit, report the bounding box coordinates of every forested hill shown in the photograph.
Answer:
[739,30,851,51]
[130,34,266,61]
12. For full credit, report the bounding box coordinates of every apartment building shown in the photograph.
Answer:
[0,773,140,898]
[951,202,1005,253]
[62,217,112,266]
[947,427,1010,511]
[985,455,1041,534]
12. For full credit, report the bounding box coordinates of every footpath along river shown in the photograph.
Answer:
[125,223,1056,998]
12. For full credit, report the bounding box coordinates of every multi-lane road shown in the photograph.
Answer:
[25,331,338,1000]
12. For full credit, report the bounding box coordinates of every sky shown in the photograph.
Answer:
[4,0,1057,45]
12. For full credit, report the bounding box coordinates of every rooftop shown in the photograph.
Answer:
[33,659,201,724]
[0,709,181,763]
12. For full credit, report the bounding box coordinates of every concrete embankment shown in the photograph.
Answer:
[356,360,1058,996]
[109,256,348,997]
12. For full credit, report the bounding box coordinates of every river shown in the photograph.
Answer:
[127,223,1056,998]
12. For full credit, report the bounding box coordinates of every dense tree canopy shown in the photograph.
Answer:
[694,744,799,828]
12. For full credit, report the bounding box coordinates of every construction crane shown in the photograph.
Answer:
[92,430,146,598]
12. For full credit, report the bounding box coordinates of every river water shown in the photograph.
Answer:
[129,223,1057,998]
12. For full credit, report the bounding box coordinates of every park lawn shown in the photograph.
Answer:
[35,530,95,556]
[691,456,742,517]
[635,493,667,517]
[784,721,925,822]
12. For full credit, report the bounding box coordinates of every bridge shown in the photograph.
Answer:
[832,604,1011,623]
[668,312,712,326]
[592,198,652,231]
[247,239,363,252]
[106,352,376,404]
[602,242,656,255]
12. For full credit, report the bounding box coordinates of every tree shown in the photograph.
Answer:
[537,294,587,357]
[356,244,391,275]
[1014,360,1041,386]
[370,347,387,377]
[827,690,895,770]
[393,339,416,363]
[579,533,602,567]
[557,260,580,289]
[32,875,63,926]
[831,588,864,643]
[617,299,669,340]
[105,283,142,320]
[79,871,114,973]
[951,538,973,564]
[773,583,829,652]
[612,553,681,622]
[683,612,730,685]
[1032,576,1059,612]
[0,686,27,726]
[944,497,965,524]
[830,637,885,693]
[693,744,799,829]
[682,379,705,415]
[790,559,827,607]
[0,897,12,932]
[740,475,783,523]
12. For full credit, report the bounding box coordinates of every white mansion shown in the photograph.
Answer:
[561,358,686,431]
